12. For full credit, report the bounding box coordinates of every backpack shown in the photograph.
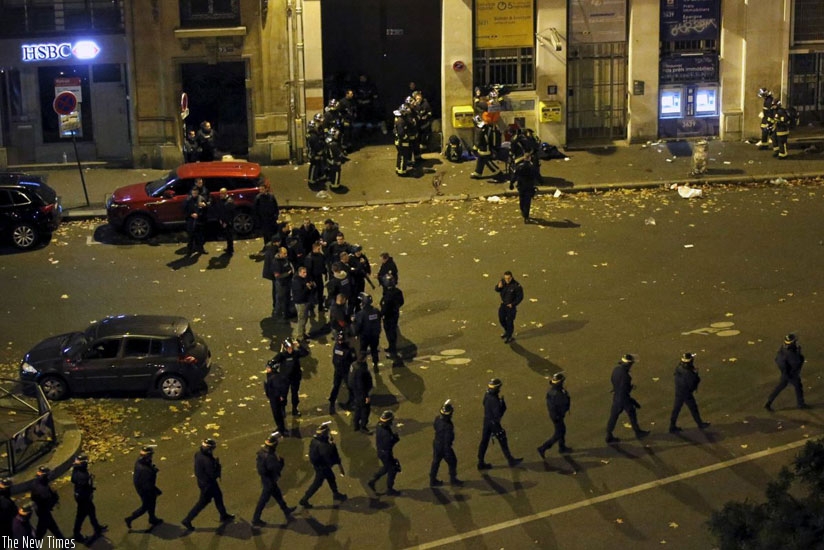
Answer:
[444,135,464,163]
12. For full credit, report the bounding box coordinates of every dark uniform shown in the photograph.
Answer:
[765,334,808,411]
[354,294,382,370]
[272,249,294,321]
[270,339,306,417]
[378,253,399,287]
[510,154,539,222]
[495,272,523,343]
[324,128,345,189]
[183,189,207,255]
[11,505,35,544]
[349,359,374,432]
[380,277,405,357]
[429,401,462,486]
[70,455,106,542]
[213,192,235,255]
[265,359,290,433]
[183,130,201,163]
[477,379,522,469]
[124,446,163,529]
[254,187,280,247]
[304,244,327,311]
[329,332,356,414]
[30,467,63,540]
[0,478,15,539]
[413,91,433,152]
[393,108,413,176]
[307,120,326,184]
[669,353,710,432]
[299,424,347,508]
[252,434,296,525]
[772,101,791,159]
[538,374,572,457]
[605,354,649,443]
[471,117,501,179]
[181,439,234,530]
[368,411,401,495]
[756,88,774,149]
[196,121,216,161]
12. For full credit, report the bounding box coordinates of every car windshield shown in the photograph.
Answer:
[61,332,88,357]
[21,182,57,204]
[145,170,179,196]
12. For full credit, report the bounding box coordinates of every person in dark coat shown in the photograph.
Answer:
[30,466,63,540]
[605,354,650,443]
[295,218,321,258]
[196,120,217,161]
[11,503,35,544]
[183,128,201,163]
[262,238,281,316]
[324,127,345,189]
[380,275,405,358]
[470,116,501,179]
[181,439,234,531]
[669,353,711,432]
[124,446,163,530]
[495,271,523,343]
[254,184,280,250]
[292,265,316,342]
[0,478,16,539]
[306,119,326,185]
[509,153,539,223]
[429,400,462,486]
[765,333,809,411]
[270,338,307,418]
[377,252,399,287]
[348,357,373,432]
[354,293,382,372]
[329,330,356,414]
[304,241,327,314]
[272,247,294,321]
[70,454,106,543]
[264,356,290,434]
[184,186,207,255]
[538,373,573,458]
[252,433,296,526]
[367,411,401,496]
[477,378,522,469]
[299,423,347,508]
[213,187,235,255]
[328,292,351,336]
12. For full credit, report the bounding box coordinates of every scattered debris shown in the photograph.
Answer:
[644,217,656,225]
[769,177,787,184]
[677,185,703,199]
[553,189,563,198]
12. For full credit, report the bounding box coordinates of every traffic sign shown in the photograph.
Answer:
[53,91,77,115]
[180,92,188,112]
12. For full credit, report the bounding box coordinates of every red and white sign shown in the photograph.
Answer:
[55,77,82,102]
[53,91,78,116]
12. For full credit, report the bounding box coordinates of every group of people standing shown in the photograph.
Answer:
[392,89,434,176]
[183,120,218,163]
[755,88,798,159]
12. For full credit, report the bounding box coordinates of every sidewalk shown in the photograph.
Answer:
[15,137,824,220]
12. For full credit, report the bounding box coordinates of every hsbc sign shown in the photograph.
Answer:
[21,40,101,62]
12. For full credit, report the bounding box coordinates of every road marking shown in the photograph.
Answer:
[408,438,811,550]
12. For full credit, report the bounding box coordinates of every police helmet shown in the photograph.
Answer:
[139,445,155,456]
[18,503,33,516]
[265,432,282,447]
[620,354,636,364]
[281,337,295,352]
[36,466,50,477]
[74,453,89,464]
[473,115,486,128]
[382,275,396,289]
[758,88,773,99]
[313,112,324,123]
[784,333,797,345]
[487,378,502,389]
[404,96,415,106]
[201,438,217,449]
[488,89,499,100]
[308,120,318,131]
[399,104,412,116]
[551,372,566,385]
[680,352,696,364]
[359,292,373,306]
[379,410,394,423]
[0,478,12,490]
[412,90,422,99]
[440,399,454,416]
[315,421,332,436]
[328,98,339,110]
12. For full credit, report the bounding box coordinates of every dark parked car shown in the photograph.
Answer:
[19,315,211,401]
[0,172,62,250]
[105,161,266,240]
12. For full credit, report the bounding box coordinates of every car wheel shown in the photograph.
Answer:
[125,214,153,240]
[158,374,187,400]
[232,210,255,236]
[11,222,38,250]
[40,376,69,400]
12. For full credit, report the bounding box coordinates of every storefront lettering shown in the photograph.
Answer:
[21,41,101,62]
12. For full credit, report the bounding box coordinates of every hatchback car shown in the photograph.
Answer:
[19,315,211,401]
[0,172,62,250]
[105,161,266,240]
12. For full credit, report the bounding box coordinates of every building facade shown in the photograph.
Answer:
[0,0,821,169]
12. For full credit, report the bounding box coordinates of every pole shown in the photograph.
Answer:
[71,130,90,207]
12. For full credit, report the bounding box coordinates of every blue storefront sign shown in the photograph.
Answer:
[660,0,720,41]
[660,54,718,84]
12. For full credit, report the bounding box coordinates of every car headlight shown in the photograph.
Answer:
[20,362,38,375]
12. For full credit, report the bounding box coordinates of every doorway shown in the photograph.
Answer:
[320,0,441,125]
[180,62,249,156]
[567,42,628,144]
[789,52,824,133]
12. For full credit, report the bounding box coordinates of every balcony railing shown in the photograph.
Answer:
[0,0,124,37]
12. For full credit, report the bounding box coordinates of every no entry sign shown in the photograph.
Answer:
[53,91,78,115]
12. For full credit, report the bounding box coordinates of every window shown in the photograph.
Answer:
[38,66,93,143]
[0,190,11,207]
[473,48,535,91]
[793,0,824,44]
[86,339,121,359]
[123,338,163,358]
[10,190,31,206]
[179,0,240,28]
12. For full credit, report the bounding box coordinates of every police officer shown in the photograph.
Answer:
[477,378,522,469]
[11,503,35,543]
[270,338,306,418]
[354,292,382,372]
[606,354,650,443]
[252,432,297,526]
[470,115,501,179]
[430,400,463,486]
[368,411,401,496]
[765,333,809,411]
[538,373,573,458]
[213,187,235,255]
[668,353,710,433]
[393,106,413,176]
[299,422,348,508]
[329,330,356,414]
[264,355,290,434]
[0,478,15,539]
[184,186,207,255]
[70,454,106,543]
[756,88,774,149]
[510,151,539,223]
[181,439,234,531]
[324,127,345,189]
[307,117,326,185]
[124,446,163,530]
[380,275,405,358]
[495,271,523,344]
[30,466,63,540]
[349,356,374,433]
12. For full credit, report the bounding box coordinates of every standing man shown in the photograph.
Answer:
[181,439,235,531]
[213,187,235,255]
[477,378,522,470]
[0,478,15,539]
[367,411,401,496]
[273,247,294,322]
[755,88,775,149]
[495,271,523,344]
[196,120,217,161]
[470,116,501,179]
[354,293,382,372]
[324,127,345,189]
[669,353,711,433]
[765,333,809,411]
[306,117,326,185]
[772,100,792,159]
[30,466,63,540]
[377,252,399,287]
[124,446,163,530]
[380,275,405,359]
[291,266,315,342]
[393,106,413,176]
[70,454,107,543]
[430,400,462,487]
[254,183,280,250]
[183,128,201,163]
[605,354,650,443]
[329,330,356,415]
[299,423,348,508]
[252,432,296,526]
[538,373,573,458]
[348,356,373,433]
[304,241,327,314]
[270,338,307,418]
[184,186,207,255]
[510,152,539,223]
[264,356,290,434]
[11,504,35,543]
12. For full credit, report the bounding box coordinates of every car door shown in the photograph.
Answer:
[147,177,195,226]
[74,337,123,392]
[0,189,13,234]
[119,337,165,391]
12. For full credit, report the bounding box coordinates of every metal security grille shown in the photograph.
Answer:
[793,0,824,44]
[567,41,627,143]
[473,48,535,91]
[789,53,824,124]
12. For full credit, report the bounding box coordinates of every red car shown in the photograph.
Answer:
[106,161,266,240]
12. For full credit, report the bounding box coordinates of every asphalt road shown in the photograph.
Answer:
[1,181,823,549]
